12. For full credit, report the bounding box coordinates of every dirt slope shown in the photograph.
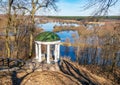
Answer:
[0,59,113,85]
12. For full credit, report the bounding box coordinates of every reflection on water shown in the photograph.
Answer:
[37,22,79,31]
[38,22,59,31]
[60,46,76,61]
[57,31,79,43]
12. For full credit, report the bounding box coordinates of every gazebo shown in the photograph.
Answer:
[35,31,61,64]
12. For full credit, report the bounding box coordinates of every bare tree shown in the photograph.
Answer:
[0,0,58,58]
[85,0,119,15]
[18,0,58,57]
[0,0,29,58]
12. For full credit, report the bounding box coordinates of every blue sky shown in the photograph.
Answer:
[47,0,120,16]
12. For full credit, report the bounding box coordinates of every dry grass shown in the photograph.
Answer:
[0,16,7,29]
[60,58,113,85]
[85,65,120,85]
[21,71,81,85]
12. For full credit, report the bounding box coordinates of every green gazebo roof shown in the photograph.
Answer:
[35,31,60,42]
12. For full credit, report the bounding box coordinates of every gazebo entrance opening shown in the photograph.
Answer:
[35,32,61,64]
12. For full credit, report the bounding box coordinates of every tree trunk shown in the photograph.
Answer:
[29,32,34,57]
[5,28,10,58]
[5,0,13,58]
[111,53,117,72]
[29,1,35,57]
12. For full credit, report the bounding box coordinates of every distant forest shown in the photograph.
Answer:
[47,16,120,20]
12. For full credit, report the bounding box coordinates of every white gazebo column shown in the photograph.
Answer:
[47,44,50,64]
[35,43,39,59]
[57,44,60,60]
[38,44,42,62]
[54,44,58,62]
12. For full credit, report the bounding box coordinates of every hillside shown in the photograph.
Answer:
[0,58,115,85]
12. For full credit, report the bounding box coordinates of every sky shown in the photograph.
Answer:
[46,0,120,16]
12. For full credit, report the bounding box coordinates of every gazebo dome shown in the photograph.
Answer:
[35,31,60,42]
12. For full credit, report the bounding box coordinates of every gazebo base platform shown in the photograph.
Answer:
[24,58,60,71]
[35,55,60,63]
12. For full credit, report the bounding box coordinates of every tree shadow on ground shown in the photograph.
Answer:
[59,60,97,85]
[10,60,39,85]
[0,58,25,70]
[11,69,34,85]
